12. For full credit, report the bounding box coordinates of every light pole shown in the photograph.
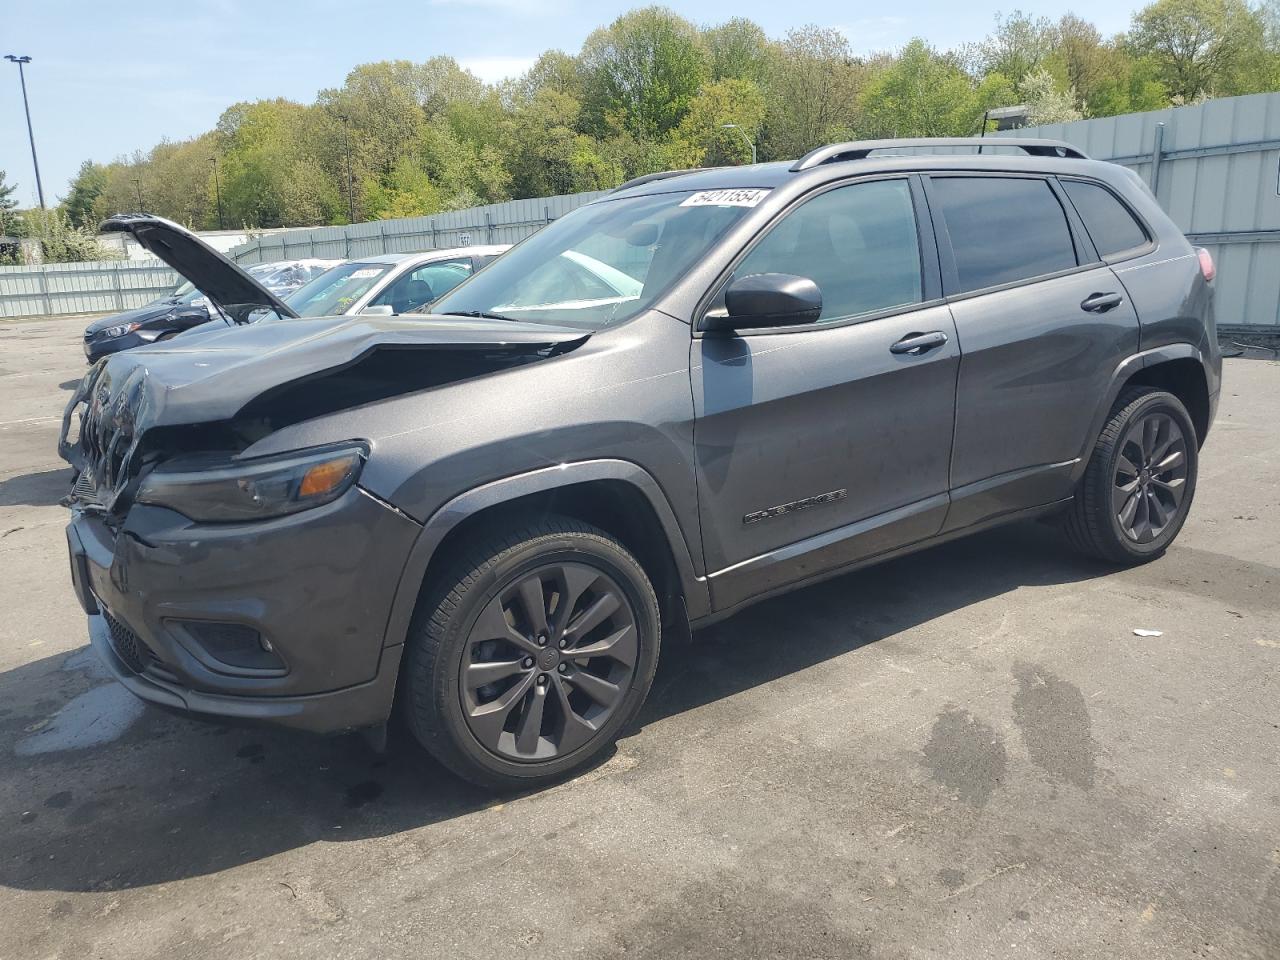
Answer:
[208,157,225,229]
[130,178,144,211]
[721,123,756,165]
[5,54,45,209]
[334,113,356,224]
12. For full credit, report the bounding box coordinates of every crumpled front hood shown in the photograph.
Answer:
[59,312,589,499]
[71,312,588,428]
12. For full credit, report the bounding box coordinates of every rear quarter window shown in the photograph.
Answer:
[1061,179,1150,259]
[932,176,1078,293]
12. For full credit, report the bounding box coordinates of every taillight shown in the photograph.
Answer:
[1196,247,1216,282]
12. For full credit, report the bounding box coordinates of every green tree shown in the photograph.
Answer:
[1129,0,1268,99]
[703,18,771,83]
[580,7,710,140]
[1019,69,1086,124]
[0,169,18,238]
[61,161,108,228]
[761,26,869,159]
[860,40,986,138]
[668,78,766,167]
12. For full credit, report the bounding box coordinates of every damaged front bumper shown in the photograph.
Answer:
[64,485,421,733]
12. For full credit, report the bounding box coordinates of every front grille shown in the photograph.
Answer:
[101,607,158,675]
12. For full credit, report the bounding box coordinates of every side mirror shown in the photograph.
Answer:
[360,304,395,317]
[706,273,823,332]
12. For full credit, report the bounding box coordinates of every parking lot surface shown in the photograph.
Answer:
[1,315,1277,960]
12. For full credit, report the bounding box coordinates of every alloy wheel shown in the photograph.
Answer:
[1113,411,1188,543]
[460,562,639,761]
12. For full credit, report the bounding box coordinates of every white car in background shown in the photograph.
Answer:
[284,246,510,317]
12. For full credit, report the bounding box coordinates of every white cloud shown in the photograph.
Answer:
[459,55,539,83]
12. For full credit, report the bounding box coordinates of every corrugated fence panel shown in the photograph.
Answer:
[227,191,608,266]
[0,259,179,319]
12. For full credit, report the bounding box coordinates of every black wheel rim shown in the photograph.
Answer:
[460,562,638,762]
[1113,411,1188,543]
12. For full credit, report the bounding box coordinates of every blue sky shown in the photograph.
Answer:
[4,0,1147,204]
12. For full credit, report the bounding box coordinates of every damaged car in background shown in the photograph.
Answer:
[61,139,1219,790]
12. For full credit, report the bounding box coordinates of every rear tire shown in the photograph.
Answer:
[1063,387,1198,564]
[400,516,660,791]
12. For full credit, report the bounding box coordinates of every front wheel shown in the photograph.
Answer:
[400,517,660,790]
[1064,387,1198,564]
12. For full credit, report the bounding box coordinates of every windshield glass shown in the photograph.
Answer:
[170,280,195,299]
[430,191,756,328]
[284,262,394,317]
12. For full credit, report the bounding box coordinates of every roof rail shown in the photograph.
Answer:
[790,138,1088,172]
[610,166,728,194]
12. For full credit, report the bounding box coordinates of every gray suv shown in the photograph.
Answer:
[61,138,1220,789]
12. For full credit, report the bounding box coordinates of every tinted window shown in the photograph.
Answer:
[933,177,1078,293]
[1062,179,1149,258]
[730,179,922,322]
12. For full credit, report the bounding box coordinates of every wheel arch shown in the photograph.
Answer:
[1076,344,1214,481]
[1123,355,1211,446]
[381,460,709,654]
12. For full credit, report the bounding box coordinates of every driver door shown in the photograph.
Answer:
[692,176,959,611]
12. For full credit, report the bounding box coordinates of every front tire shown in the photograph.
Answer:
[1064,387,1198,564]
[400,516,660,790]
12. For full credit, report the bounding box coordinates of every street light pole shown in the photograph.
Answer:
[721,124,756,165]
[208,157,225,230]
[5,54,45,209]
[130,178,144,211]
[335,114,356,224]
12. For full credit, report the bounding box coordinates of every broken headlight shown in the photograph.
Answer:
[135,442,368,522]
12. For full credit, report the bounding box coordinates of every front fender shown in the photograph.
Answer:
[379,459,710,650]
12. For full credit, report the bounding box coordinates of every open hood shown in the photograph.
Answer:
[99,214,300,324]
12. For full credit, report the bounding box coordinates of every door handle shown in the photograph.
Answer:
[1080,292,1123,313]
[890,331,948,355]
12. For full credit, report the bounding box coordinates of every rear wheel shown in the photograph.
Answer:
[400,517,660,790]
[1064,387,1198,564]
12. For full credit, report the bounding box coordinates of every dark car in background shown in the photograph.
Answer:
[62,139,1220,790]
[82,280,217,362]
[82,260,340,362]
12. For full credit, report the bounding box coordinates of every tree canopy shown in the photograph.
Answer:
[54,1,1280,233]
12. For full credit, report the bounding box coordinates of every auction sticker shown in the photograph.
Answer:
[680,189,770,208]
[350,268,382,279]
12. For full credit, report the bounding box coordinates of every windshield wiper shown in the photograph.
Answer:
[436,309,517,322]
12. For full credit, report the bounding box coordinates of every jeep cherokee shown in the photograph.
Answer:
[60,138,1221,789]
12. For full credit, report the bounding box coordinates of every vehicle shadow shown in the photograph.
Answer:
[0,468,72,508]
[0,521,1110,894]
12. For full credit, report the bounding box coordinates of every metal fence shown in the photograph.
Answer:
[0,259,179,319]
[999,91,1280,331]
[229,192,608,265]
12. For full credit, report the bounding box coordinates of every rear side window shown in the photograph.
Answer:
[730,178,923,322]
[1061,179,1149,258]
[932,177,1078,293]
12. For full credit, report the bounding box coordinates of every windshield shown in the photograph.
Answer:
[284,262,394,317]
[171,280,195,300]
[430,191,756,328]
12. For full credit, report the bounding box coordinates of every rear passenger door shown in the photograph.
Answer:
[693,176,960,611]
[927,174,1141,529]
